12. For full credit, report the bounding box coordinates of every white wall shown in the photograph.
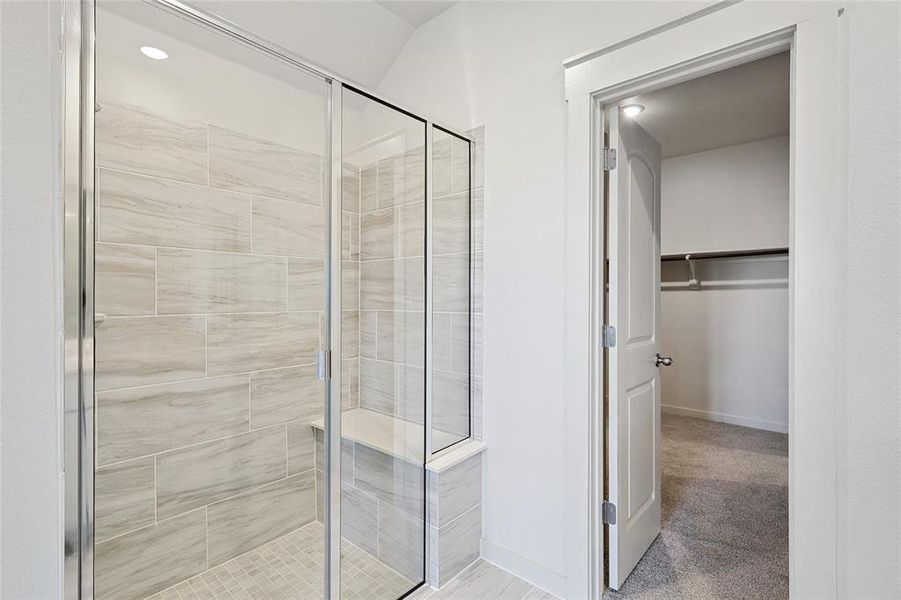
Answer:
[661,136,789,254]
[0,1,64,597]
[837,3,901,596]
[378,2,901,595]
[660,137,789,432]
[374,1,708,590]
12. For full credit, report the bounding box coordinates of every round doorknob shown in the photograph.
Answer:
[656,353,673,367]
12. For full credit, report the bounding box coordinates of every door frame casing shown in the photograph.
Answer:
[562,3,842,598]
[598,28,793,593]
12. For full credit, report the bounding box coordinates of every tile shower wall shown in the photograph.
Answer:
[431,130,479,440]
[314,430,425,582]
[356,128,484,441]
[342,161,363,413]
[427,452,484,587]
[93,98,361,600]
[319,128,485,587]
[357,141,428,429]
[93,97,479,598]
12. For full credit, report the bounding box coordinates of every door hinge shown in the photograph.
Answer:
[315,350,331,381]
[603,147,617,171]
[602,501,617,525]
[602,325,617,348]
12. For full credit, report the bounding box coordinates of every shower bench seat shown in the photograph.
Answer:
[310,407,485,588]
[310,407,462,463]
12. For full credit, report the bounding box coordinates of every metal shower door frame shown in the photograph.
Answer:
[62,1,474,598]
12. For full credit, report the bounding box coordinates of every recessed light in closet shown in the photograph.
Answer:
[140,46,168,60]
[622,104,645,118]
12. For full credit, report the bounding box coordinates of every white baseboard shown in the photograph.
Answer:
[662,403,788,433]
[480,538,566,598]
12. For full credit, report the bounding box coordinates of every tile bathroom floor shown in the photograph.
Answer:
[145,521,413,600]
[408,560,560,600]
[144,520,560,600]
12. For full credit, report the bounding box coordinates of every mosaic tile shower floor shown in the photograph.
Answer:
[145,522,416,600]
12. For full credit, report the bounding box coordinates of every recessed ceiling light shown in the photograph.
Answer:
[140,46,168,60]
[622,104,645,118]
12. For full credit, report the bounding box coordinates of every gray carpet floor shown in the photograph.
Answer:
[607,414,789,599]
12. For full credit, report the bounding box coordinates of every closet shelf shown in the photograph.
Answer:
[661,246,789,262]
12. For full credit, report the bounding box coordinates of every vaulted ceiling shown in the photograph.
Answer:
[375,1,458,28]
[192,0,457,89]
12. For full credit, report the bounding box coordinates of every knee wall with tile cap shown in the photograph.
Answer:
[426,447,485,588]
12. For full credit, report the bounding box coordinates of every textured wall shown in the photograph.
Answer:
[838,3,901,596]
[0,1,64,598]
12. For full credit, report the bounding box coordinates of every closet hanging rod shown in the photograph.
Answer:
[660,246,789,262]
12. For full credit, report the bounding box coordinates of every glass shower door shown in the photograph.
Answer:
[430,126,472,453]
[93,3,330,598]
[340,88,427,598]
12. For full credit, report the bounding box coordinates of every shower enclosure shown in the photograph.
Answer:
[64,2,473,598]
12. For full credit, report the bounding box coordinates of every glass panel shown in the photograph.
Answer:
[342,87,427,598]
[93,4,328,599]
[431,127,472,453]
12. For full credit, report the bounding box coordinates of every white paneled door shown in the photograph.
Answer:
[606,106,663,590]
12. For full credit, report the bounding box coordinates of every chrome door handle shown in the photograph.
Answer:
[655,353,673,367]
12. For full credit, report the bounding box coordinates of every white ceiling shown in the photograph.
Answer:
[375,1,458,28]
[623,52,790,158]
[189,0,455,89]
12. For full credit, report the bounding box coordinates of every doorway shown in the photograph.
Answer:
[563,4,841,598]
[602,52,791,596]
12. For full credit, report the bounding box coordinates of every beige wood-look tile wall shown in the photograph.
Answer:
[357,127,484,442]
[93,98,359,600]
[430,131,476,440]
[91,97,481,599]
[358,141,428,428]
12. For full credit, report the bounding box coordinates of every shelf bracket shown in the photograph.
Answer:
[686,254,701,290]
